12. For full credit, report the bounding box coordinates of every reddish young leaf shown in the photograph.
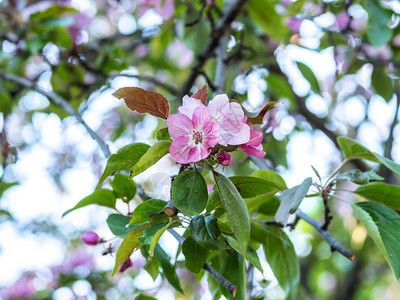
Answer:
[246,102,278,125]
[192,84,208,105]
[113,87,170,120]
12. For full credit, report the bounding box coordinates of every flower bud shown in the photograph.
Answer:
[217,151,231,166]
[81,231,101,246]
[119,258,133,272]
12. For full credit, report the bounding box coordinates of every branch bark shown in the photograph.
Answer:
[180,0,249,99]
[296,209,356,261]
[168,228,238,296]
[0,70,111,157]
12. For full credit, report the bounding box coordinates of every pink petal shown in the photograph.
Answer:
[240,144,266,157]
[192,105,212,130]
[218,119,250,146]
[170,136,194,163]
[246,129,263,147]
[202,122,218,148]
[178,95,202,118]
[167,114,193,139]
[207,94,229,123]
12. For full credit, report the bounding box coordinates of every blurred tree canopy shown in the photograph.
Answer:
[1,0,400,299]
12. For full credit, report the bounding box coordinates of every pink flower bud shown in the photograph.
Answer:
[286,17,302,33]
[81,231,101,246]
[336,12,350,30]
[119,258,133,272]
[207,184,214,193]
[217,151,231,166]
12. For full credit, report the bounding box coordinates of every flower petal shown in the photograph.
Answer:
[192,105,213,130]
[169,136,194,163]
[207,94,229,123]
[218,119,250,145]
[240,144,266,157]
[178,95,202,118]
[167,114,193,139]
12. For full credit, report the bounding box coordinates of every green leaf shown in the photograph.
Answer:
[113,223,151,275]
[266,74,295,103]
[130,199,167,225]
[296,62,320,94]
[134,294,157,300]
[337,136,380,162]
[256,195,280,216]
[371,66,393,102]
[143,258,160,281]
[213,171,250,257]
[149,223,169,257]
[130,141,171,178]
[228,176,281,198]
[111,174,136,202]
[172,170,208,216]
[220,251,246,300]
[336,170,384,184]
[139,222,169,245]
[275,177,312,226]
[354,182,400,210]
[97,143,150,186]
[248,0,288,41]
[189,215,222,250]
[223,234,263,273]
[63,189,116,217]
[251,170,287,190]
[206,190,223,212]
[251,223,300,300]
[0,181,18,198]
[156,127,172,141]
[352,202,400,280]
[154,244,183,293]
[182,236,209,273]
[245,102,278,125]
[337,137,400,176]
[365,0,393,47]
[106,214,138,238]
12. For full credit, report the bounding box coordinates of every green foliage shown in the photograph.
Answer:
[98,143,150,186]
[130,199,167,225]
[106,214,137,238]
[111,174,137,202]
[371,66,393,102]
[251,223,300,300]
[275,177,312,225]
[129,140,171,178]
[336,170,384,184]
[365,0,393,47]
[154,244,183,293]
[189,215,223,250]
[171,169,208,216]
[62,189,116,217]
[352,202,400,280]
[296,62,320,94]
[220,252,246,300]
[213,171,250,257]
[354,182,400,210]
[182,236,209,273]
[113,223,151,275]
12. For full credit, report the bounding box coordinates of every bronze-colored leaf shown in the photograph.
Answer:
[113,87,170,120]
[192,84,208,105]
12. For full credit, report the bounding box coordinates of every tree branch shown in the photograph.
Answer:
[296,209,356,261]
[214,30,230,93]
[168,229,237,296]
[180,0,249,99]
[0,70,111,157]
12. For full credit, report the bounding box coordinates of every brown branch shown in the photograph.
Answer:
[0,70,111,157]
[180,0,249,99]
[168,228,237,296]
[296,209,356,261]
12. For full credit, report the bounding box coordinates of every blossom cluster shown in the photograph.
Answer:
[167,94,265,164]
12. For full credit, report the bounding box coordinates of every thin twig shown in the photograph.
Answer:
[0,70,111,157]
[185,0,207,27]
[168,229,238,296]
[215,31,230,93]
[180,0,249,99]
[296,209,356,261]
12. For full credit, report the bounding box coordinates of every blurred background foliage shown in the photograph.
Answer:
[1,0,400,299]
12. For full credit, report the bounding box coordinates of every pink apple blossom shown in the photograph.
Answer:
[178,94,250,146]
[240,118,266,158]
[167,105,218,163]
[286,17,303,33]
